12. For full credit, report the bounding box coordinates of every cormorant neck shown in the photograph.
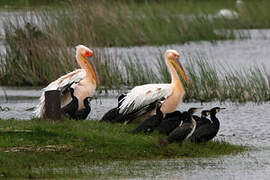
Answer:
[83,99,90,108]
[187,112,194,123]
[156,106,163,117]
[210,112,219,124]
[70,89,76,99]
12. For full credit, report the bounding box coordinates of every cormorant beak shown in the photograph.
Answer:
[86,56,99,85]
[220,108,226,110]
[171,59,190,85]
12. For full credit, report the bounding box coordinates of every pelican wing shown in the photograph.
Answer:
[119,84,172,114]
[45,69,86,92]
[34,69,86,117]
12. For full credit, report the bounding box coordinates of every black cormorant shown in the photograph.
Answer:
[61,87,92,120]
[157,111,187,135]
[61,87,78,117]
[193,110,211,128]
[190,107,225,143]
[72,97,92,120]
[167,107,199,146]
[131,101,163,134]
[100,94,126,123]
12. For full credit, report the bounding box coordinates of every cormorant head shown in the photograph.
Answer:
[188,107,201,115]
[201,110,210,117]
[156,98,165,109]
[85,96,93,103]
[118,93,126,102]
[69,87,75,94]
[211,107,226,114]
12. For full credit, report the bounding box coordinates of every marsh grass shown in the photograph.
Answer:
[184,57,270,103]
[1,0,270,102]
[1,30,270,103]
[0,119,246,178]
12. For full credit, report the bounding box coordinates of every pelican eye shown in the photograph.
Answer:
[173,53,179,58]
[85,51,93,57]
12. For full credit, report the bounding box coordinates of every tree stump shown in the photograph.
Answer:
[44,90,61,120]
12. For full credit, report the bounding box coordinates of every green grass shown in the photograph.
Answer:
[0,118,246,178]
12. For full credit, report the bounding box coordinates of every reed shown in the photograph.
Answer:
[1,0,270,102]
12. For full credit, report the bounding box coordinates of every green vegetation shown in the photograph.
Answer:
[2,0,270,46]
[1,41,269,102]
[184,58,270,103]
[0,119,246,179]
[0,0,270,102]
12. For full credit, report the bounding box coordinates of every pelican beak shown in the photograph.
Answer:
[171,59,190,85]
[86,56,99,85]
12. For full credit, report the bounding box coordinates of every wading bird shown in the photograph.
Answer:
[34,45,98,118]
[102,49,189,123]
[190,107,225,143]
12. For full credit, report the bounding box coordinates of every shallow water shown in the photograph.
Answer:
[102,29,270,71]
[0,87,270,179]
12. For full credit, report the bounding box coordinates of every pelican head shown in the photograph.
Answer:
[165,49,190,84]
[76,45,98,84]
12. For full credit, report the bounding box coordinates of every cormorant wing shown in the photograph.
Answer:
[168,124,193,143]
[190,124,216,142]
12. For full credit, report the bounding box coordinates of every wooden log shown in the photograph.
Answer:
[44,90,61,120]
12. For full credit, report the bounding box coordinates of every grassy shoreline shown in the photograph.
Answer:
[0,119,246,178]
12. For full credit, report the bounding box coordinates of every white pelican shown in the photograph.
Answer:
[34,45,98,118]
[102,49,189,123]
